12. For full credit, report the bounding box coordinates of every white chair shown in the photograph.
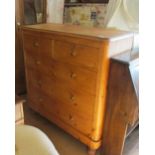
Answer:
[16,125,59,155]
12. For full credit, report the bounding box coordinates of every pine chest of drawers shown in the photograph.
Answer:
[22,23,133,153]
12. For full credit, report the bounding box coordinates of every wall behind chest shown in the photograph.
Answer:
[64,4,108,27]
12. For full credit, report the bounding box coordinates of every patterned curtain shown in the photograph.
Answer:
[46,0,65,23]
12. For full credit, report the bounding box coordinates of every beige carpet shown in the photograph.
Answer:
[23,102,139,155]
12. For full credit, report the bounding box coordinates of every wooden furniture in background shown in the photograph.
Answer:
[102,51,139,155]
[24,0,47,25]
[16,0,26,94]
[15,95,25,125]
[15,0,47,95]
[22,23,133,155]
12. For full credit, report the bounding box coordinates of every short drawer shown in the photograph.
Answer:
[23,32,40,52]
[52,40,99,69]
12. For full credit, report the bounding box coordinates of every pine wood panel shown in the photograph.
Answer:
[15,0,26,94]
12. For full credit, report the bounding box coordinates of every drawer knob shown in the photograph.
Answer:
[39,98,43,102]
[36,61,41,65]
[70,51,77,57]
[70,94,75,101]
[34,42,39,47]
[70,73,77,79]
[69,115,74,121]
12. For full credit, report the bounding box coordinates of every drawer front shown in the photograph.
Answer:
[23,32,40,52]
[53,40,99,69]
[27,87,42,112]
[27,86,55,116]
[53,102,93,136]
[24,51,40,70]
[26,68,42,113]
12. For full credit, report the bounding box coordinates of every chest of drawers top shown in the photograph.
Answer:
[22,23,133,41]
[22,23,134,60]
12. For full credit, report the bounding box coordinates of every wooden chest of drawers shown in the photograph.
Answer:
[22,23,133,153]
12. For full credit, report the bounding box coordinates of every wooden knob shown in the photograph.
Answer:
[33,41,39,47]
[39,98,43,102]
[69,114,74,121]
[70,73,77,79]
[70,94,75,101]
[36,61,41,65]
[70,51,77,57]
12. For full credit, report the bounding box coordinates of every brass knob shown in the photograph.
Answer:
[70,51,77,57]
[70,73,77,79]
[33,42,39,47]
